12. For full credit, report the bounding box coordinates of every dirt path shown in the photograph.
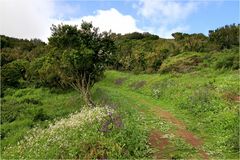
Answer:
[101,85,209,159]
[235,95,240,102]
[149,107,209,159]
[148,130,172,159]
[135,97,209,159]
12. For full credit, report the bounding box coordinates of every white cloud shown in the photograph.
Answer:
[0,0,199,41]
[137,0,198,24]
[61,8,142,34]
[0,0,55,42]
[0,1,141,42]
[134,0,200,38]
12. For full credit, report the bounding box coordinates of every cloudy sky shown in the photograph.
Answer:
[0,0,239,42]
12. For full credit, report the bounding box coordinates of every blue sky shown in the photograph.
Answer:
[0,0,239,41]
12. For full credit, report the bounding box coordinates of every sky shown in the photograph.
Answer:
[0,0,239,42]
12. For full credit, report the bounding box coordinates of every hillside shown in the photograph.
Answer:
[2,68,239,159]
[1,23,239,159]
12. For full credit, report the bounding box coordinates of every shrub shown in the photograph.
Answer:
[159,52,205,73]
[27,56,63,88]
[33,108,50,122]
[21,98,42,105]
[1,104,18,123]
[1,88,46,124]
[214,50,239,69]
[1,60,29,88]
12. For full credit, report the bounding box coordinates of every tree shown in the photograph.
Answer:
[172,32,208,52]
[48,22,115,107]
[1,60,29,89]
[209,24,239,49]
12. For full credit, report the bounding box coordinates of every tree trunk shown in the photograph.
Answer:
[82,90,95,107]
[70,76,95,107]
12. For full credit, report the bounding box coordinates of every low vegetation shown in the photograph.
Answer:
[1,23,239,159]
[94,69,239,158]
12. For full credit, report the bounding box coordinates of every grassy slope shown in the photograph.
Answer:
[93,69,239,159]
[1,69,239,159]
[1,88,83,149]
[2,88,152,159]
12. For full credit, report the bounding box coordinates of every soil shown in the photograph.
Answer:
[117,88,209,159]
[234,95,240,102]
[149,130,169,151]
[177,129,202,147]
[151,108,186,129]
[149,107,209,159]
[148,130,172,159]
[223,92,240,103]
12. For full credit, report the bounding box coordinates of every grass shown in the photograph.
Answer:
[1,87,83,149]
[1,68,239,159]
[93,69,239,159]
[1,88,152,159]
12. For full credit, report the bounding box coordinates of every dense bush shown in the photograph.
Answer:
[209,24,239,49]
[159,52,206,73]
[214,49,239,70]
[27,56,63,88]
[33,108,50,122]
[1,23,239,159]
[1,60,29,89]
[172,32,208,52]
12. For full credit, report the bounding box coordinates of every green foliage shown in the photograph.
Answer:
[27,57,45,83]
[0,35,45,51]
[178,86,221,115]
[1,60,29,90]
[48,22,115,106]
[209,24,239,49]
[159,52,206,73]
[1,62,22,87]
[1,87,83,149]
[112,37,175,72]
[1,119,34,148]
[110,24,238,73]
[1,23,239,159]
[26,55,65,88]
[0,49,15,66]
[152,79,176,99]
[99,70,239,158]
[121,32,159,40]
[214,49,239,70]
[172,32,208,52]
[33,108,50,122]
[2,106,151,159]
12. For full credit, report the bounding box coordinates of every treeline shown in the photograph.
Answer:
[1,23,239,94]
[111,24,239,72]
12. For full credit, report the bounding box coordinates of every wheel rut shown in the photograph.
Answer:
[136,97,209,159]
[148,130,172,159]
[101,86,210,159]
[149,107,209,159]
